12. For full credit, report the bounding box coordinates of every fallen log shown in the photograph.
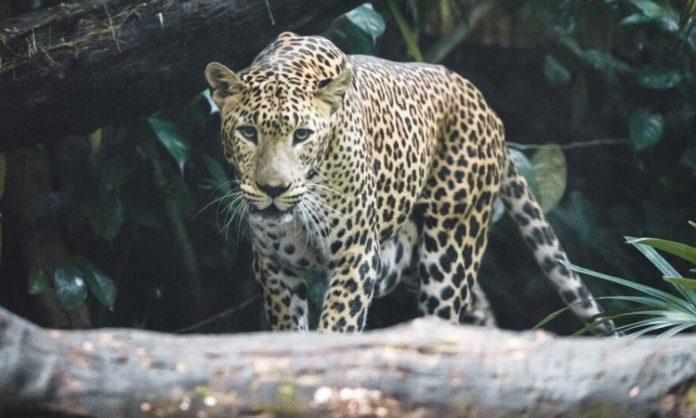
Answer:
[0,306,695,417]
[0,0,361,151]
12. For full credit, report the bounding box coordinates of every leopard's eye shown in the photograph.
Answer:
[293,128,314,145]
[237,126,258,144]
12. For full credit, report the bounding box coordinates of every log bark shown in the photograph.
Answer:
[0,0,362,151]
[1,306,695,417]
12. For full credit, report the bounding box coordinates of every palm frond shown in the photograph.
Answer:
[540,225,696,337]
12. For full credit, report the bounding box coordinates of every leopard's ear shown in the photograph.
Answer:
[315,67,353,114]
[204,62,246,109]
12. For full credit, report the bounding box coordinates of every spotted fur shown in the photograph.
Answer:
[205,32,612,333]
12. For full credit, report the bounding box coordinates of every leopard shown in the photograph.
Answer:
[204,32,613,334]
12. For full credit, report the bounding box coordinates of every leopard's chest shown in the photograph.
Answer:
[249,213,327,273]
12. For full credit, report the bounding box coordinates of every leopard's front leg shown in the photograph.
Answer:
[253,244,309,331]
[318,238,380,332]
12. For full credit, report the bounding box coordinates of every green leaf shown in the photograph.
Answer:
[188,91,215,129]
[565,261,692,309]
[323,10,381,56]
[627,237,681,277]
[491,198,506,223]
[656,18,680,33]
[627,0,664,18]
[625,0,679,32]
[629,320,688,335]
[386,0,423,61]
[307,271,329,328]
[682,0,696,29]
[629,108,664,150]
[665,277,696,290]
[148,116,191,175]
[534,304,572,329]
[572,314,620,336]
[598,295,687,310]
[570,75,588,128]
[508,148,540,199]
[627,237,696,265]
[201,89,219,114]
[618,318,687,336]
[345,3,385,42]
[637,67,683,89]
[536,292,695,333]
[438,0,454,34]
[621,13,654,26]
[629,322,675,337]
[543,54,571,86]
[28,265,49,295]
[570,46,632,75]
[53,264,88,311]
[83,190,124,241]
[531,144,567,213]
[627,238,696,308]
[325,22,378,55]
[659,322,696,337]
[80,259,117,311]
[88,129,102,154]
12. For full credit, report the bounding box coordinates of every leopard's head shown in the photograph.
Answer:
[204,34,351,218]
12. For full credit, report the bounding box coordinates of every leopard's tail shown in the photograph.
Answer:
[499,153,616,335]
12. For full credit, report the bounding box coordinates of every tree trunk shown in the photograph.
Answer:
[0,0,362,151]
[0,306,695,418]
[4,146,92,329]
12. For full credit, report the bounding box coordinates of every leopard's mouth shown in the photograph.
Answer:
[253,206,287,219]
[243,183,304,223]
[249,204,295,224]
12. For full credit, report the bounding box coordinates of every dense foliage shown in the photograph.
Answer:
[0,0,693,334]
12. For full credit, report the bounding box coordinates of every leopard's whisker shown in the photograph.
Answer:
[308,190,336,236]
[306,181,345,200]
[221,192,248,242]
[299,199,320,252]
[196,186,243,219]
[304,191,341,217]
[235,200,250,245]
[210,178,241,194]
[301,194,330,255]
[295,201,313,253]
[221,201,239,238]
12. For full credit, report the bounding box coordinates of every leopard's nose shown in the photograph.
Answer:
[257,183,290,198]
